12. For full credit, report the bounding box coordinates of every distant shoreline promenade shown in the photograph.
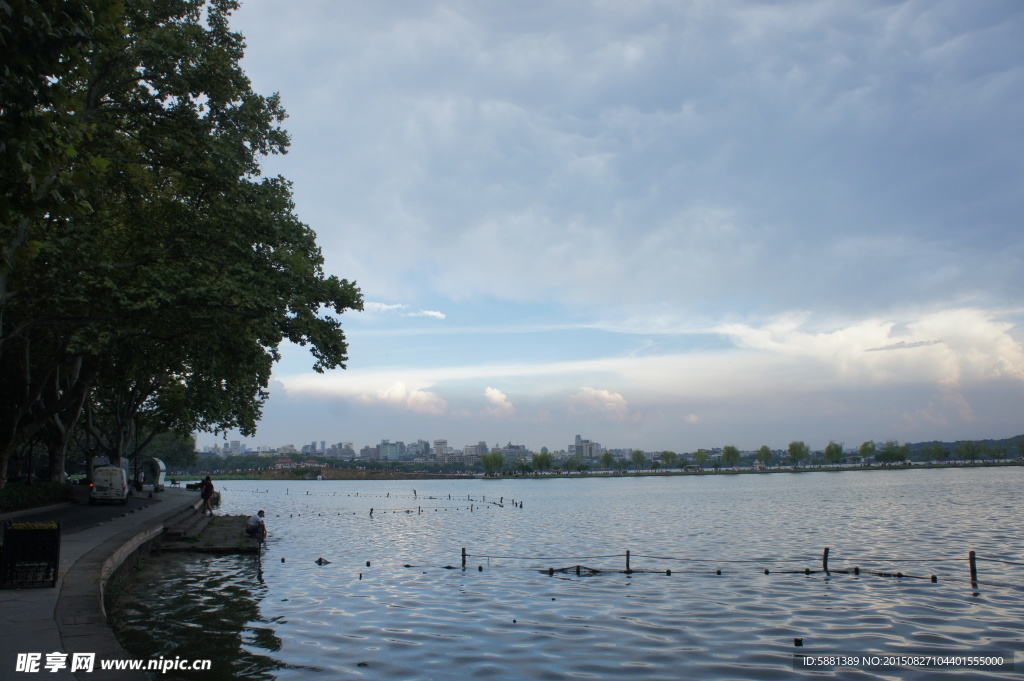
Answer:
[183,459,1024,482]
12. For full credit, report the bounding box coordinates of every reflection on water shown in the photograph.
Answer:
[115,554,283,680]
[116,468,1024,680]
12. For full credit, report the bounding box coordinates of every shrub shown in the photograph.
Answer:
[0,482,74,514]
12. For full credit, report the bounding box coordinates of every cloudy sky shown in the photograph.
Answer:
[199,0,1024,454]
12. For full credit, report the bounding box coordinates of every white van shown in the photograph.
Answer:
[90,466,128,505]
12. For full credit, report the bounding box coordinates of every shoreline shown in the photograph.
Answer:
[175,459,1024,482]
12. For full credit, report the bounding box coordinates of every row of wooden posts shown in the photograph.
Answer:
[455,547,986,585]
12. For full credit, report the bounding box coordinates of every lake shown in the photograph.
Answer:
[115,467,1024,680]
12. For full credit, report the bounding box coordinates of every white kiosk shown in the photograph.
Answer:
[149,457,167,492]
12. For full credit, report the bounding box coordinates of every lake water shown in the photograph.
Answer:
[116,467,1024,680]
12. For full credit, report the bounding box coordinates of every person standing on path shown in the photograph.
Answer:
[200,476,215,516]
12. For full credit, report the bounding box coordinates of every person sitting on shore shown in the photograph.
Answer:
[246,510,267,541]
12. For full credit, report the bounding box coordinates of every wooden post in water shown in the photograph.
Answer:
[822,547,830,573]
[462,547,467,570]
[969,551,978,582]
[626,550,631,573]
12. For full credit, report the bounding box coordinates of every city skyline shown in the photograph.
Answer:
[200,1,1023,453]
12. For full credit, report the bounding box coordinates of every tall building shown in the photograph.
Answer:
[433,439,449,457]
[462,441,487,463]
[407,440,430,459]
[379,440,404,461]
[572,438,600,460]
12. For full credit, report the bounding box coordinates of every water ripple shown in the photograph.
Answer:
[115,469,1024,680]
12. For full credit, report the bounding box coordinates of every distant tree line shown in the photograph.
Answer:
[158,435,1024,479]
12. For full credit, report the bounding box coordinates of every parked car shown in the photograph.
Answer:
[90,466,128,505]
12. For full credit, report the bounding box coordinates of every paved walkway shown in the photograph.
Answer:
[1,487,200,680]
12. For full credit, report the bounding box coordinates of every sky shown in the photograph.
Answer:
[198,0,1024,454]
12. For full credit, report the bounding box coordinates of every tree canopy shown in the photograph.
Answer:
[787,441,809,468]
[0,0,362,486]
[480,451,504,475]
[875,440,909,465]
[823,440,844,465]
[630,449,648,470]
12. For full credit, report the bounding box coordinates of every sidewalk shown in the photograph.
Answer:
[1,487,200,680]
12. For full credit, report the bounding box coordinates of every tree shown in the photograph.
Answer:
[721,445,740,468]
[512,452,531,474]
[693,450,708,469]
[660,451,678,469]
[598,451,614,470]
[823,441,844,466]
[566,452,588,473]
[532,451,553,472]
[954,441,982,464]
[921,443,948,463]
[858,440,877,465]
[480,451,503,475]
[0,0,362,487]
[756,445,772,469]
[875,440,908,465]
[991,444,1007,463]
[787,441,809,468]
[142,431,197,470]
[630,449,647,471]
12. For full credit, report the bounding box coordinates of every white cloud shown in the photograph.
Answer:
[715,308,1024,389]
[569,387,642,424]
[408,309,447,319]
[284,307,1024,405]
[484,387,515,418]
[363,301,446,320]
[363,302,410,313]
[356,381,448,415]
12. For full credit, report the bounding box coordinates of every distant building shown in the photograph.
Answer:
[501,442,529,459]
[407,440,430,459]
[462,441,487,463]
[379,440,404,461]
[572,438,600,460]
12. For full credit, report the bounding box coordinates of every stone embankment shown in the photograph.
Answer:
[159,507,260,554]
